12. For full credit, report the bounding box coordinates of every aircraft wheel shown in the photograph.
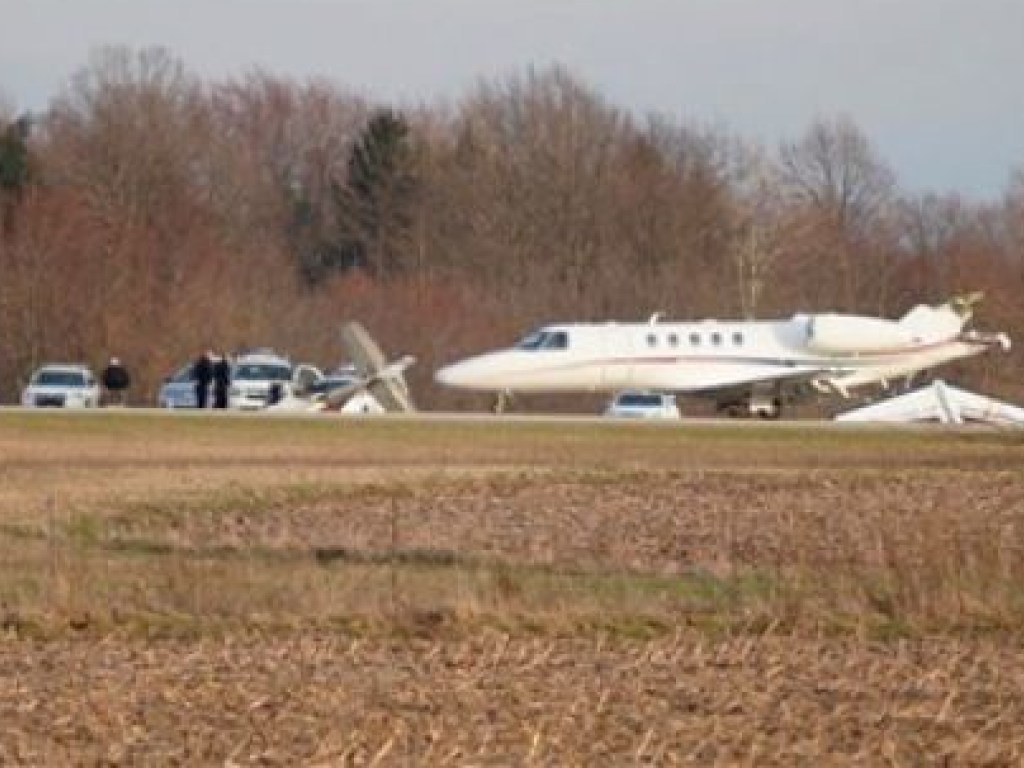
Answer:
[718,402,745,419]
[757,398,783,420]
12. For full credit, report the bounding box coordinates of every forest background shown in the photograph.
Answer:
[1,48,1021,410]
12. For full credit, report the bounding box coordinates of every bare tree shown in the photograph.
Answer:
[45,48,203,233]
[727,144,788,318]
[614,117,737,318]
[779,115,894,234]
[778,116,897,310]
[443,66,628,315]
[206,73,369,267]
[5,49,1024,407]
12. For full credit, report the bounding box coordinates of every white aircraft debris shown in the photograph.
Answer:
[835,380,1024,426]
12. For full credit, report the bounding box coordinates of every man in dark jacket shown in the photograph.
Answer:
[191,351,213,409]
[212,353,231,409]
[101,357,131,406]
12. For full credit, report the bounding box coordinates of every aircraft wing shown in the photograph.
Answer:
[836,380,1024,425]
[948,385,1024,424]
[836,383,959,423]
[341,322,388,379]
[685,365,847,400]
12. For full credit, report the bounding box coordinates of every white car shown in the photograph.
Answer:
[21,364,101,408]
[603,391,681,419]
[229,351,321,410]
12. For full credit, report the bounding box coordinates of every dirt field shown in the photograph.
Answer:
[1,411,1023,764]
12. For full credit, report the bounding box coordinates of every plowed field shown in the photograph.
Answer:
[1,411,1023,764]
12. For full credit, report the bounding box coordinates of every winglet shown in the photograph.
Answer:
[949,291,984,320]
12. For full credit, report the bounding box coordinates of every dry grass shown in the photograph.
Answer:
[3,634,1023,765]
[2,410,1024,763]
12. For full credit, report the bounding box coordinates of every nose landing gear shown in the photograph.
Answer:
[491,390,513,414]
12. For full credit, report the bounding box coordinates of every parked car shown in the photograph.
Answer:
[229,350,321,410]
[603,390,680,419]
[158,352,322,410]
[229,351,293,410]
[157,362,204,408]
[21,364,101,408]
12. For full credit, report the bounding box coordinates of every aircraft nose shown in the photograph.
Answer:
[436,351,510,390]
[435,360,472,388]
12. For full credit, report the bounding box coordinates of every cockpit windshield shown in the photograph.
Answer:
[516,331,545,350]
[515,329,569,351]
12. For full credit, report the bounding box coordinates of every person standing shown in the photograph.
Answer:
[212,353,232,409]
[191,351,213,409]
[101,357,131,406]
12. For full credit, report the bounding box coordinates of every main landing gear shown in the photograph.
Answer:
[716,395,782,420]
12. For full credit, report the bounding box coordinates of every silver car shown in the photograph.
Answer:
[157,363,206,408]
[603,390,681,419]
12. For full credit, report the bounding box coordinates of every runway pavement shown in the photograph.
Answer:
[0,404,1010,432]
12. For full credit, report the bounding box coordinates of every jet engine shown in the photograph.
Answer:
[805,314,914,355]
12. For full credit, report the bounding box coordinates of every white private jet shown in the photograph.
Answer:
[435,294,1011,417]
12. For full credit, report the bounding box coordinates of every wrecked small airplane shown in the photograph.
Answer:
[269,322,416,414]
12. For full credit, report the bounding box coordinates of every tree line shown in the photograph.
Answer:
[1,47,1022,409]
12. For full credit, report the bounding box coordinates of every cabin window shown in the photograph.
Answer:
[646,333,657,348]
[711,332,723,346]
[689,332,701,346]
[668,333,679,347]
[732,331,744,345]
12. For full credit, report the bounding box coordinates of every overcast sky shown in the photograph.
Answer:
[2,0,1022,200]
